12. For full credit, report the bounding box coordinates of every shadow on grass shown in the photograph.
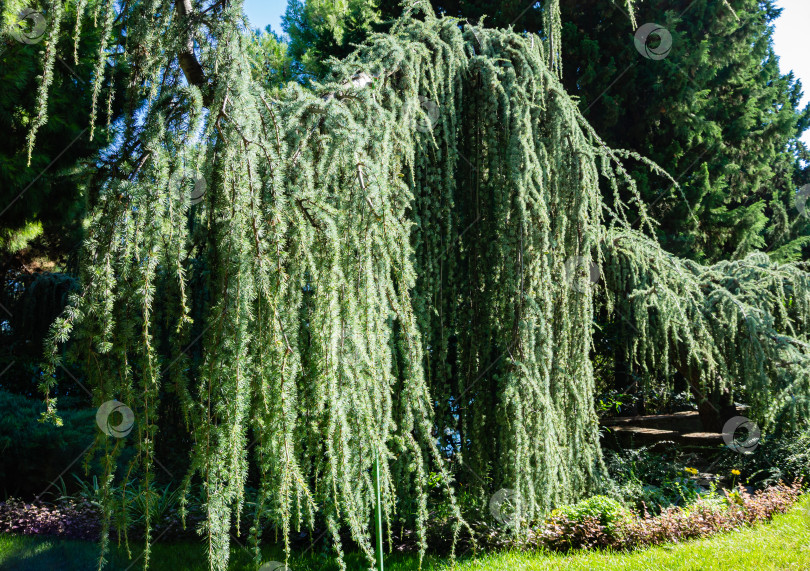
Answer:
[0,536,102,570]
[0,534,442,570]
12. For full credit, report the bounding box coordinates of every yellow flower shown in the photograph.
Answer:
[685,467,698,475]
[731,469,741,476]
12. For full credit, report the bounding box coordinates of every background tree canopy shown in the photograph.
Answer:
[0,0,133,399]
[0,1,808,571]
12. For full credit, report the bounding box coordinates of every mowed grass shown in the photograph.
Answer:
[2,496,810,570]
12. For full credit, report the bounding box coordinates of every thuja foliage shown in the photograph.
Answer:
[7,1,809,570]
[558,0,810,263]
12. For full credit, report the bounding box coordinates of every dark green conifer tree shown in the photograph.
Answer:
[556,0,810,262]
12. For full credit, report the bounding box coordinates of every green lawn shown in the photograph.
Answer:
[3,497,810,570]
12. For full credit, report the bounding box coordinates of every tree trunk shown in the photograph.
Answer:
[674,350,737,432]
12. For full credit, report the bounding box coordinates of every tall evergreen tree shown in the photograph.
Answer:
[556,0,810,262]
[6,2,810,570]
[0,0,125,266]
[423,0,810,409]
[282,0,384,77]
[246,25,295,92]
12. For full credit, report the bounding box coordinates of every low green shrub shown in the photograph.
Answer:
[0,390,95,498]
[711,427,810,488]
[603,448,704,513]
[541,495,631,550]
[550,495,631,537]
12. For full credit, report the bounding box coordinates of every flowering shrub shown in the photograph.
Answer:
[0,481,802,554]
[0,498,100,540]
[713,431,810,488]
[0,477,229,543]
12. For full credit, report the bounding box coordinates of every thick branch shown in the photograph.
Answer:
[175,0,211,104]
